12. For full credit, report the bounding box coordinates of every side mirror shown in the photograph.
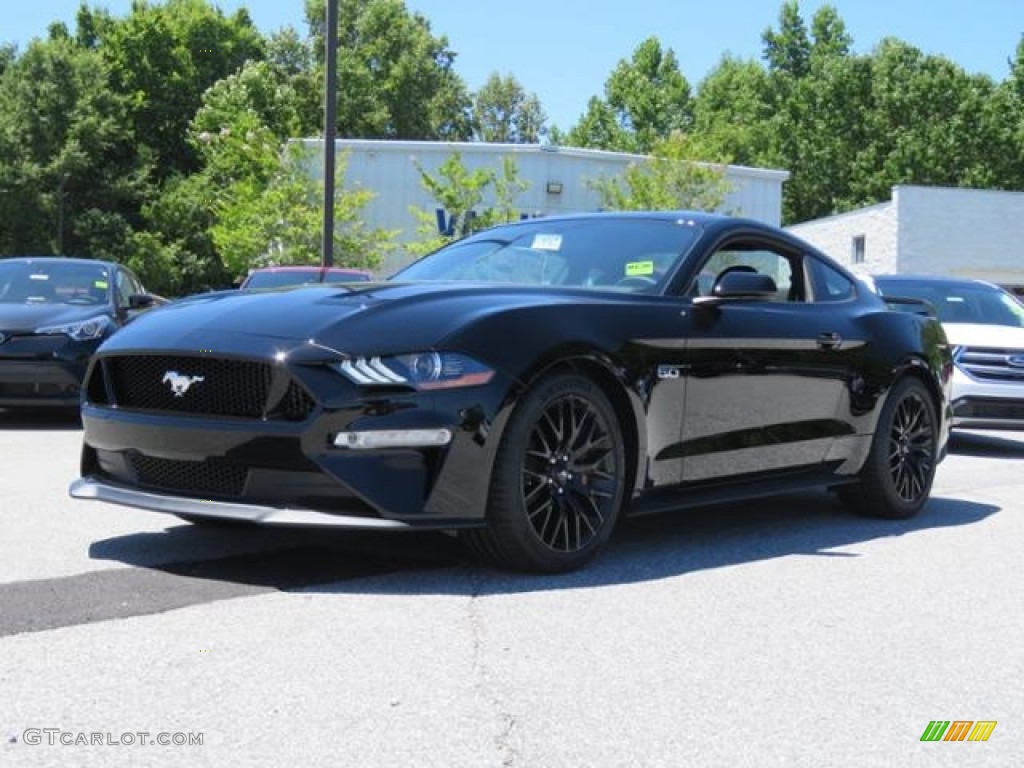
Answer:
[128,293,159,310]
[712,271,778,299]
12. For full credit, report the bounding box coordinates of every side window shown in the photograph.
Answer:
[687,241,806,302]
[806,258,856,303]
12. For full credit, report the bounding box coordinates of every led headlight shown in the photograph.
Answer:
[332,352,494,390]
[36,315,113,341]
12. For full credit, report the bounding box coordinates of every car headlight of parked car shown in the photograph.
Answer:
[331,352,495,390]
[35,315,113,341]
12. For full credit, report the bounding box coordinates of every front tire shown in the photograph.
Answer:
[462,373,628,573]
[840,376,938,519]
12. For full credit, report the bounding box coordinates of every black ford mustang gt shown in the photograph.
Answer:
[70,212,953,572]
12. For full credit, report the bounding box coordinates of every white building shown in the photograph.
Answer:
[300,139,790,271]
[788,185,1024,291]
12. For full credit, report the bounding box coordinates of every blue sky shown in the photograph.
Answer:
[4,1,1023,129]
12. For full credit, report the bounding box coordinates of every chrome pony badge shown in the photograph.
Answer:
[162,370,205,397]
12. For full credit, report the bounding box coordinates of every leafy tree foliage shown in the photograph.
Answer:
[589,132,732,212]
[472,72,546,143]
[196,116,393,279]
[0,33,141,257]
[93,0,265,178]
[408,153,529,256]
[566,37,692,153]
[692,2,1015,223]
[305,0,473,139]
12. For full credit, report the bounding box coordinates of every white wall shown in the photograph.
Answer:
[787,201,898,274]
[895,185,1024,285]
[789,185,1024,288]
[298,139,789,271]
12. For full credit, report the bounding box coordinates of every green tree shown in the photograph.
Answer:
[305,0,473,139]
[589,131,732,212]
[692,55,777,168]
[408,153,528,256]
[0,33,141,257]
[472,72,546,143]
[95,0,265,178]
[566,37,692,153]
[762,0,811,77]
[197,113,392,278]
[846,39,1005,208]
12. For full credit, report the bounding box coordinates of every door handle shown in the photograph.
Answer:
[817,332,842,350]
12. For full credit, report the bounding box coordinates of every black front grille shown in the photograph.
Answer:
[128,453,248,497]
[97,355,315,421]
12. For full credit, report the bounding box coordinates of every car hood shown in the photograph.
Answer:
[943,322,1024,349]
[98,282,615,358]
[0,303,113,333]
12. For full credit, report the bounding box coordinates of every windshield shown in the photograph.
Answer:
[875,279,1024,327]
[0,260,111,306]
[392,217,702,293]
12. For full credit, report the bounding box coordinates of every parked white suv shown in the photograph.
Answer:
[869,275,1024,431]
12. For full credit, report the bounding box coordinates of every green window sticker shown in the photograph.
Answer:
[94,280,108,289]
[625,260,655,277]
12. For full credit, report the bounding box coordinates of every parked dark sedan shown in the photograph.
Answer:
[70,212,952,572]
[0,257,164,407]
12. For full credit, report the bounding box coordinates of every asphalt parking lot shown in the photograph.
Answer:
[1,407,1021,767]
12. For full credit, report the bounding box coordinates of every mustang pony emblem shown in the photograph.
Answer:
[162,371,205,397]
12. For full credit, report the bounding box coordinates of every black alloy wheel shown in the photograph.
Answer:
[888,389,935,504]
[840,377,938,519]
[463,373,627,573]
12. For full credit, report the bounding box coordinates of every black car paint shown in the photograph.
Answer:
[70,213,952,539]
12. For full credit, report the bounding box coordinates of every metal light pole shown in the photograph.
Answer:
[322,0,339,267]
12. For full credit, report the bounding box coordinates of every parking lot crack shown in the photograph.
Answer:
[466,567,519,768]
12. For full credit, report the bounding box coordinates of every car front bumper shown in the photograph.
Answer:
[0,359,87,406]
[69,475,424,529]
[0,334,96,406]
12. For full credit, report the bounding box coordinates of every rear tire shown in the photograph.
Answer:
[462,373,628,573]
[840,377,938,519]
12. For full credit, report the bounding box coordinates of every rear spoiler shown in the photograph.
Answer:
[882,296,937,318]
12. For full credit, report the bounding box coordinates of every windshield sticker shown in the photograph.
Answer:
[530,234,563,251]
[29,273,49,280]
[625,260,655,277]
[94,280,108,289]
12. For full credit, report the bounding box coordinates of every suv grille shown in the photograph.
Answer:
[89,355,315,421]
[957,347,1024,382]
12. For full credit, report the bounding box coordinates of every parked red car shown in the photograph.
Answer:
[239,266,373,290]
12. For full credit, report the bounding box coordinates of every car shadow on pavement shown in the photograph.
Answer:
[87,490,999,599]
[0,407,81,430]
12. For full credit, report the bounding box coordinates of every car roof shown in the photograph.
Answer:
[1,256,118,269]
[246,266,370,274]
